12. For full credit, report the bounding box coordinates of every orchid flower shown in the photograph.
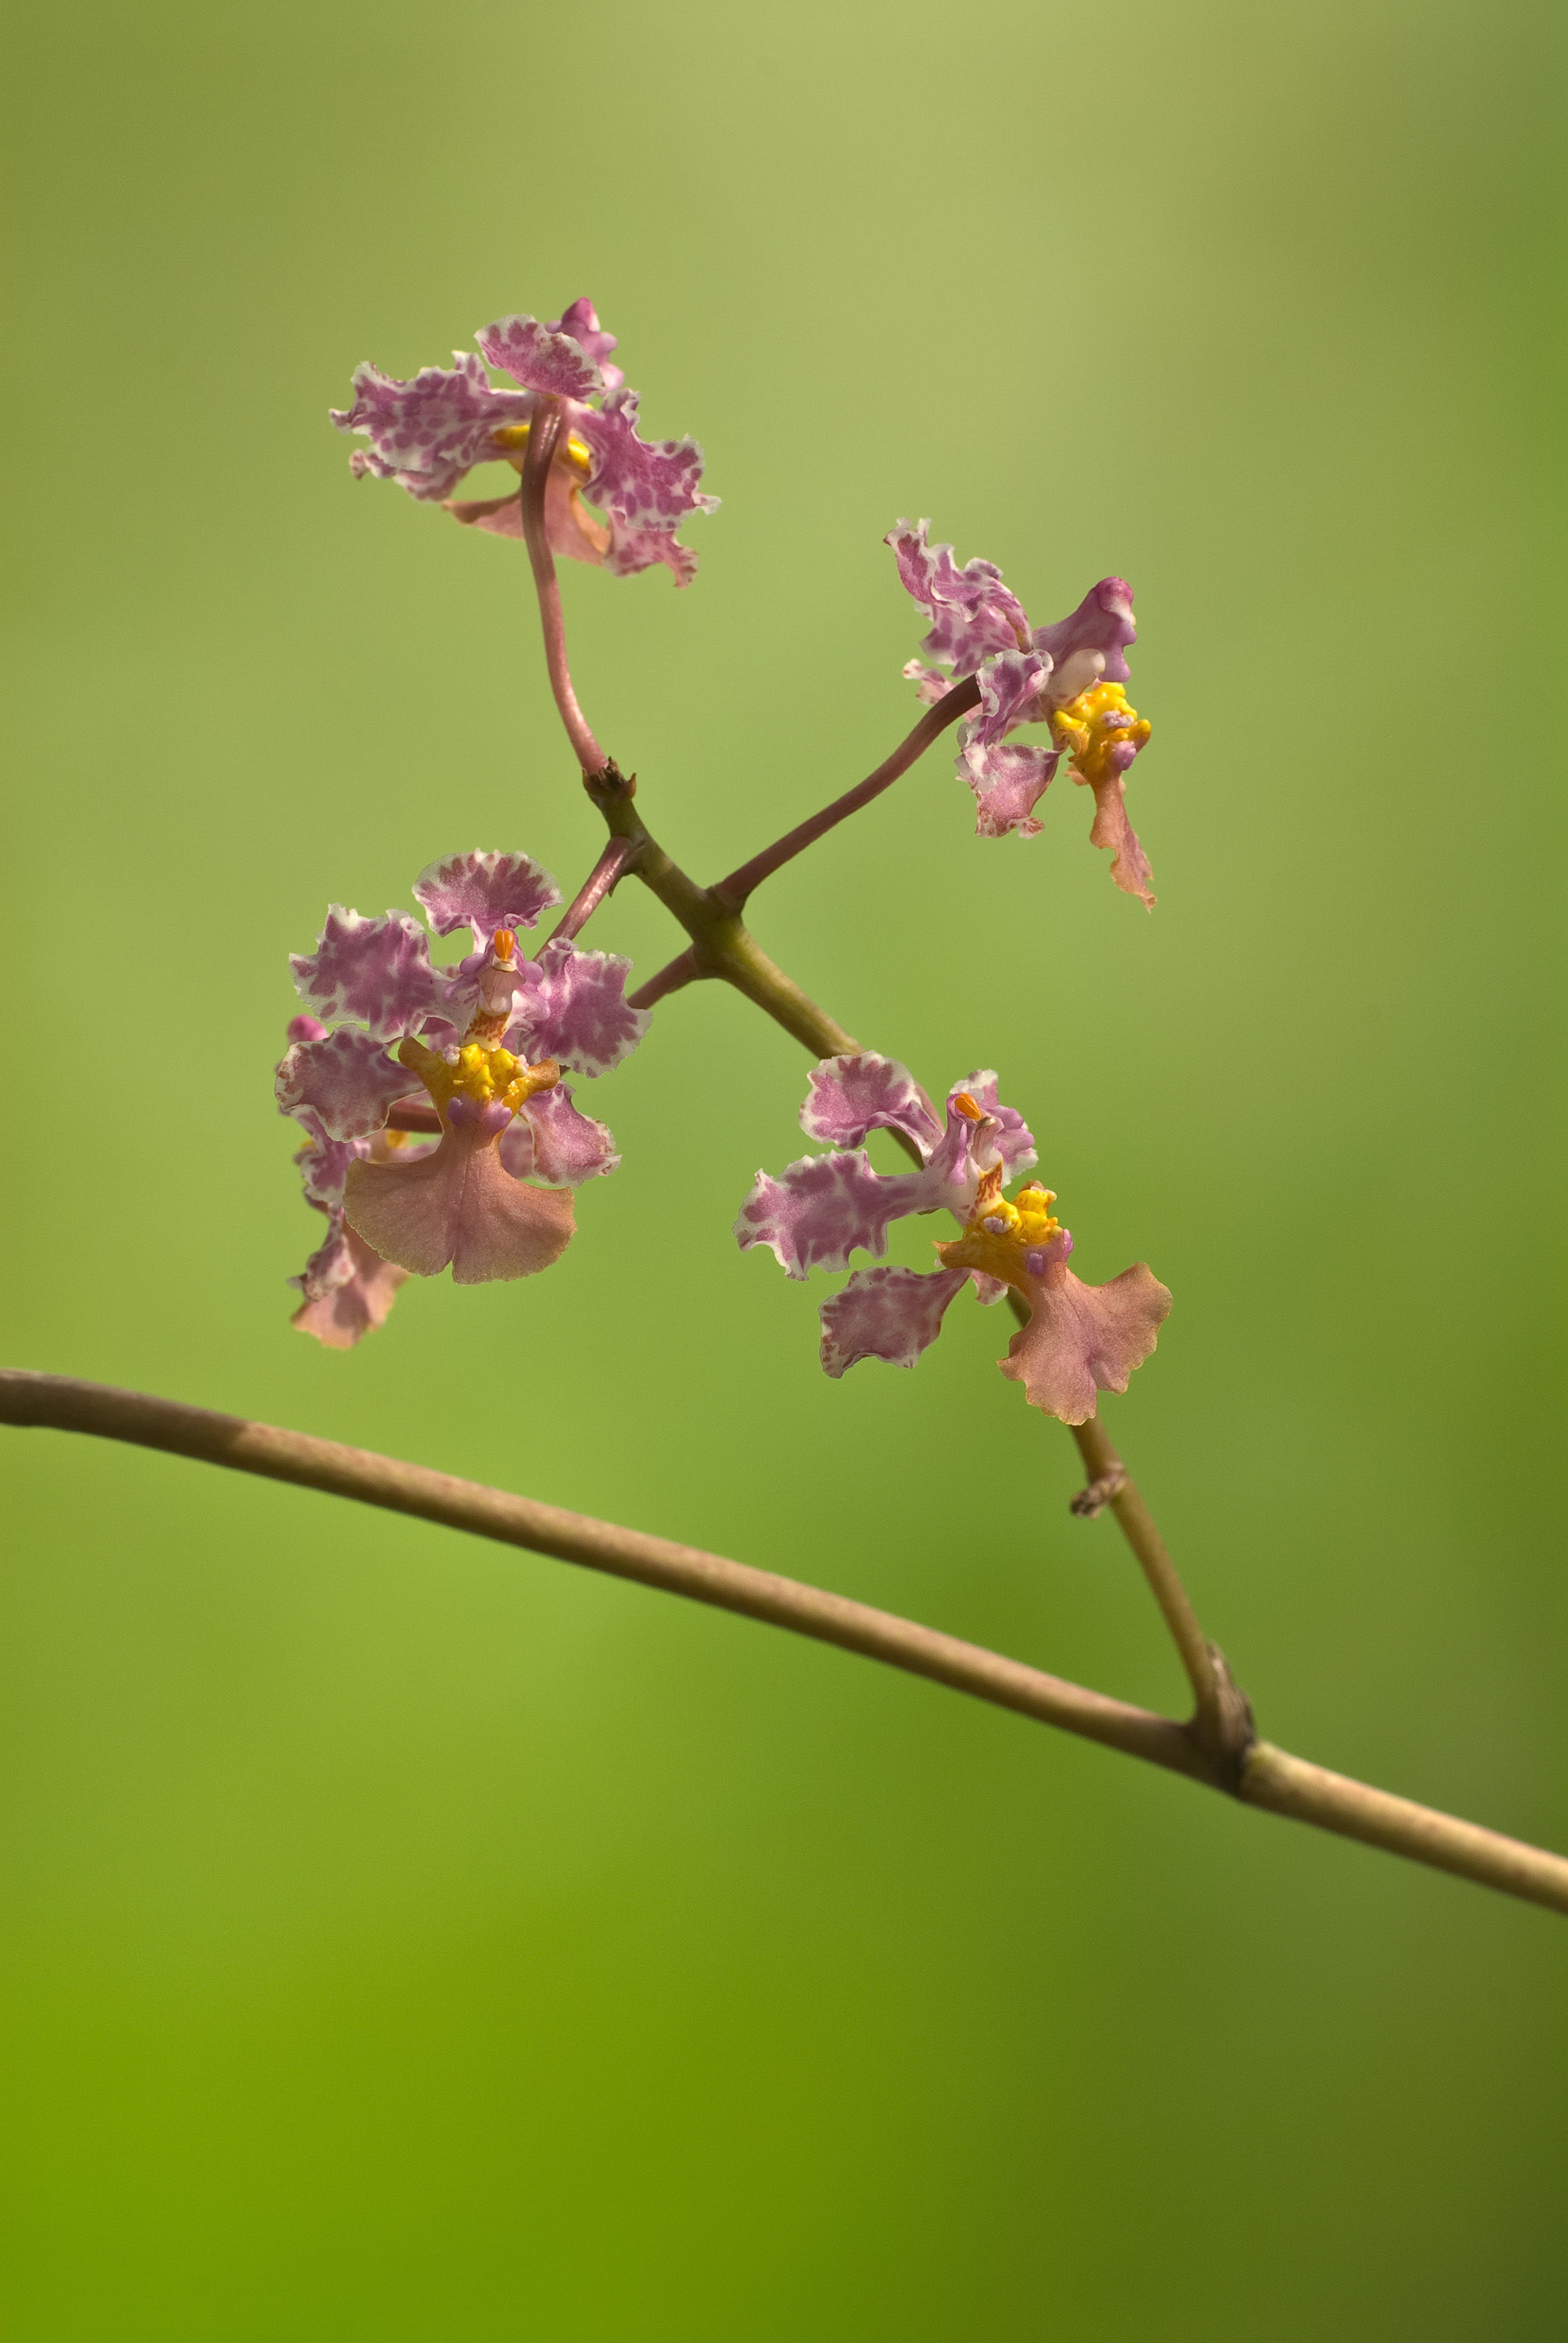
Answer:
[888,519,1155,903]
[276,850,648,1343]
[736,1054,1171,1425]
[331,297,718,584]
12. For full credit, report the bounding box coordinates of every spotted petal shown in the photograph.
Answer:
[294,1125,368,1207]
[330,353,528,501]
[276,1028,411,1142]
[344,1126,576,1283]
[476,312,604,399]
[902,661,953,706]
[953,649,1060,840]
[886,519,1031,676]
[549,297,623,394]
[501,1082,620,1186]
[413,851,561,947]
[734,1150,927,1279]
[290,908,447,1039]
[998,1254,1171,1425]
[579,387,718,530]
[511,938,649,1077]
[819,1265,971,1376]
[799,1054,943,1155]
[604,522,701,585]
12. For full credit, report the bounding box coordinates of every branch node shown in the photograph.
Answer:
[1191,1643,1257,1792]
[1070,1466,1127,1519]
[585,759,635,804]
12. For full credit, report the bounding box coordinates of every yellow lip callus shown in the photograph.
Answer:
[396,1036,558,1124]
[490,420,594,479]
[1049,682,1150,790]
[935,1171,1063,1292]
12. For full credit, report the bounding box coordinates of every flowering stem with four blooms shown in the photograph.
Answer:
[7,294,1561,1920]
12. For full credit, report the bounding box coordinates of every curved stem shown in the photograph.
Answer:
[6,1371,1566,1917]
[627,946,700,1011]
[519,400,608,776]
[1069,1411,1245,1762]
[711,676,982,911]
[547,836,640,947]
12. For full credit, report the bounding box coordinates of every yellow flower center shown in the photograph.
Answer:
[935,1169,1063,1291]
[1049,681,1151,789]
[490,421,593,478]
[396,1036,559,1122]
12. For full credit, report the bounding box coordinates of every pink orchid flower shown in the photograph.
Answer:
[736,1053,1170,1425]
[331,297,718,585]
[276,850,648,1345]
[888,519,1155,903]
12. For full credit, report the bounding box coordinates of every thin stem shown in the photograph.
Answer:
[6,1371,1566,1917]
[1068,1410,1245,1761]
[547,836,640,947]
[519,400,608,776]
[711,676,982,911]
[627,946,700,1011]
[581,771,864,1057]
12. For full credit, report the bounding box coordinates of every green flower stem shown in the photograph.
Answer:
[6,1372,1566,1918]
[585,767,861,1057]
[709,674,982,913]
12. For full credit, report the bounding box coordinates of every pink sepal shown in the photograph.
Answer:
[290,907,447,1040]
[343,1124,576,1284]
[800,1054,943,1153]
[476,312,604,399]
[276,1027,410,1142]
[902,661,952,705]
[413,850,561,946]
[579,388,718,530]
[510,939,649,1077]
[549,298,623,394]
[290,1215,409,1350]
[330,352,528,501]
[501,1083,620,1186]
[819,1265,971,1376]
[960,650,1061,838]
[734,1149,926,1279]
[740,1071,1033,1278]
[604,523,700,585]
[294,1125,367,1207]
[886,519,1031,675]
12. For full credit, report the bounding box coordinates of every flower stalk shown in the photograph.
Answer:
[519,398,608,776]
[1068,1408,1253,1767]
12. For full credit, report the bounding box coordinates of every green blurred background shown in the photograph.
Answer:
[2,0,1563,2332]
